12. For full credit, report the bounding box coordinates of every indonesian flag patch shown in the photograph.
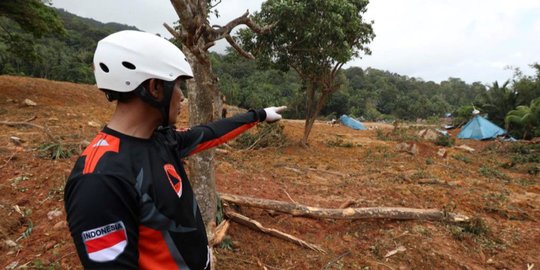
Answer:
[82,221,127,262]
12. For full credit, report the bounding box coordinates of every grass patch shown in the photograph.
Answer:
[483,192,509,214]
[479,166,511,182]
[452,154,471,164]
[376,124,420,142]
[449,217,503,251]
[527,165,540,175]
[37,143,78,159]
[411,169,431,180]
[516,178,537,186]
[325,137,355,148]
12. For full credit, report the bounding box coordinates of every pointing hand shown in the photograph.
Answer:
[264,106,287,123]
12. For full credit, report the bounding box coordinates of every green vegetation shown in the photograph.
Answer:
[0,4,539,141]
[479,165,511,182]
[0,7,137,83]
[37,142,78,159]
[433,134,454,147]
[499,143,540,175]
[452,154,471,164]
[505,97,540,139]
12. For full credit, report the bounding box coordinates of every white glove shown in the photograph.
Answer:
[264,106,287,123]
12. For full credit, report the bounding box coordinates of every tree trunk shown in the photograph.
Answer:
[166,4,272,267]
[186,51,219,234]
[301,85,331,146]
[301,82,316,146]
[220,193,469,222]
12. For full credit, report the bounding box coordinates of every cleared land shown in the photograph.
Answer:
[0,75,538,269]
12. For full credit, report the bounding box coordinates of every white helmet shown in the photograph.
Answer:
[93,30,193,92]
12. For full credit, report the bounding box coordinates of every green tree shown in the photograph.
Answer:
[241,0,375,146]
[452,105,476,127]
[505,97,540,139]
[476,81,519,127]
[0,0,65,37]
[0,0,65,74]
[512,64,540,106]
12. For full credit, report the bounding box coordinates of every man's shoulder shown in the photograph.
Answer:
[71,131,142,180]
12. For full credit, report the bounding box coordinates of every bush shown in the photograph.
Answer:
[434,135,454,147]
[233,123,289,149]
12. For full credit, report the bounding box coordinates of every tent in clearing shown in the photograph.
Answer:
[339,115,367,130]
[457,115,506,140]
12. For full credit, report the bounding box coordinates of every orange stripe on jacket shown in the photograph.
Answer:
[189,122,257,156]
[138,226,178,270]
[81,132,120,174]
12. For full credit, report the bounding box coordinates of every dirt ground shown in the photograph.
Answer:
[0,75,538,270]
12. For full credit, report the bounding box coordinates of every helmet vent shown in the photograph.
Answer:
[122,61,136,70]
[99,63,109,73]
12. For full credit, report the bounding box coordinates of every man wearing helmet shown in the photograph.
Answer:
[64,30,285,269]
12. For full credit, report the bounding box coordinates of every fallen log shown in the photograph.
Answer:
[225,210,325,253]
[219,193,469,222]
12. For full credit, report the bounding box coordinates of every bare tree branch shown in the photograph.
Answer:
[208,0,222,9]
[225,34,255,59]
[331,62,344,78]
[209,10,274,42]
[202,41,215,51]
[163,23,186,43]
[0,121,59,143]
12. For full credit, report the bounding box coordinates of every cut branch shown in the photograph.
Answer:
[0,121,59,143]
[226,210,325,253]
[220,193,469,222]
[209,220,230,246]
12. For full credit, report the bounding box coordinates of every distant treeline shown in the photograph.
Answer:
[212,51,540,124]
[1,8,539,134]
[0,8,137,83]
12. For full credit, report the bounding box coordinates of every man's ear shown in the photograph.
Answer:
[147,79,163,99]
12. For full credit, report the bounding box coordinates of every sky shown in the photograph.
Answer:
[51,0,540,85]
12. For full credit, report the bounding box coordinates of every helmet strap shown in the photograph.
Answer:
[134,80,175,127]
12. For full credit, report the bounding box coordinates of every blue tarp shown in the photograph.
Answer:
[339,115,367,130]
[457,115,506,140]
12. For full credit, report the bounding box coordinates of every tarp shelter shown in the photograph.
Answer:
[339,115,367,130]
[457,115,506,140]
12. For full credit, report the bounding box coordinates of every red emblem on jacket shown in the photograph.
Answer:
[164,164,182,198]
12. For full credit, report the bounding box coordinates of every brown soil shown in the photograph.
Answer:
[0,75,539,269]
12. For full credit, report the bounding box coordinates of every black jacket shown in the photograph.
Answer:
[64,110,266,269]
